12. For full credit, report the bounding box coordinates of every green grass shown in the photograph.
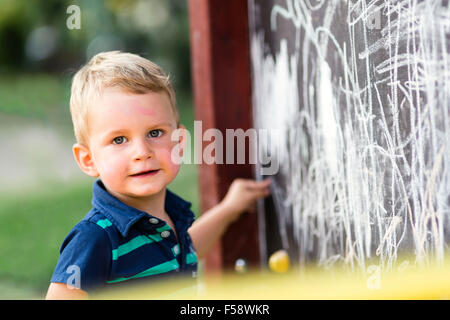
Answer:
[0,181,93,296]
[0,73,72,122]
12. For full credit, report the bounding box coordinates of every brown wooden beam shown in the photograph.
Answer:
[188,0,258,273]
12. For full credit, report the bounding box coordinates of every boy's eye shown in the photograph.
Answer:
[112,136,127,145]
[148,129,163,138]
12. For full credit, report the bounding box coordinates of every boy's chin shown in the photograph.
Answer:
[126,180,171,197]
[126,185,166,198]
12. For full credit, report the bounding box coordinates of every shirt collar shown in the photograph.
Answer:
[91,180,194,237]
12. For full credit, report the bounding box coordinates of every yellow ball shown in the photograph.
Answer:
[268,250,290,273]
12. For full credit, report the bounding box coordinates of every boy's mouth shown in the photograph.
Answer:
[130,169,160,177]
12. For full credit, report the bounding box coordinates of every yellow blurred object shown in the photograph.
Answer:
[268,250,290,273]
[95,256,450,300]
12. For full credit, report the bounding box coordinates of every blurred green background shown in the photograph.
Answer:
[0,0,198,299]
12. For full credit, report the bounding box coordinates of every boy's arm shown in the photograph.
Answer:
[46,282,88,300]
[188,178,270,260]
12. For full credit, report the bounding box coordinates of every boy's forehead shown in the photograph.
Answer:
[94,88,174,120]
[85,88,178,142]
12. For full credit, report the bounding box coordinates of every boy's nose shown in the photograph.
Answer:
[132,139,154,161]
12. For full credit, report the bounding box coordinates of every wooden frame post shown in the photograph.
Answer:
[188,0,259,273]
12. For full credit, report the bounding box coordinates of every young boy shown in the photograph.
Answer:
[45,51,270,299]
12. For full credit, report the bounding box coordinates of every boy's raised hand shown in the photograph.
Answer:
[188,178,271,260]
[221,178,271,223]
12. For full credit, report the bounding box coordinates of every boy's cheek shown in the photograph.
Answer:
[166,152,182,174]
[96,155,126,179]
[157,148,181,178]
[165,163,181,186]
[166,139,185,166]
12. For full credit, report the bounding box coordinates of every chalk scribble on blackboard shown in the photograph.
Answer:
[249,0,449,271]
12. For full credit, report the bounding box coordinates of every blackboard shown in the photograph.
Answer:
[249,0,450,271]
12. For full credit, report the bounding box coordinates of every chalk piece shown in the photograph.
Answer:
[268,250,290,273]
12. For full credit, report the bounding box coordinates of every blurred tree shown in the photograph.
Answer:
[0,0,192,93]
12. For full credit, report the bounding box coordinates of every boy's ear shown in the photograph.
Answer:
[72,143,99,177]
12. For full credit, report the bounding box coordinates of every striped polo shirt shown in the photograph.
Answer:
[50,180,198,293]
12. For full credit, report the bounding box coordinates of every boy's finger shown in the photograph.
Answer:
[252,187,271,198]
[254,181,271,191]
[242,180,260,189]
[246,178,271,189]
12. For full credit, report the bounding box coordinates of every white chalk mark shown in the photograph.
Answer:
[250,0,450,272]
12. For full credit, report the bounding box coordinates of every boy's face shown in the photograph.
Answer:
[77,87,183,200]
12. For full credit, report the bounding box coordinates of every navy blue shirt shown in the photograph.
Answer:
[50,180,198,293]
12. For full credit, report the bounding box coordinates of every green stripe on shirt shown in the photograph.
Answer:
[96,218,112,229]
[156,224,172,233]
[186,252,197,264]
[112,234,163,260]
[107,259,180,284]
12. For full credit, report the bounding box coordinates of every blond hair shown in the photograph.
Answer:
[70,51,178,144]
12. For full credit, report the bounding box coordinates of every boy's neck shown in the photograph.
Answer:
[107,186,167,220]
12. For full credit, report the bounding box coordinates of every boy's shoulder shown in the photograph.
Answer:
[67,208,112,233]
[60,209,110,244]
[52,208,114,291]
[82,207,113,229]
